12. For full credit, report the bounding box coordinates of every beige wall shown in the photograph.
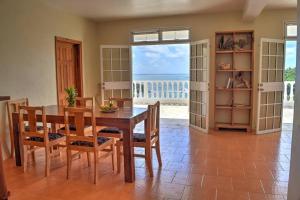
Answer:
[0,0,99,158]
[97,9,297,129]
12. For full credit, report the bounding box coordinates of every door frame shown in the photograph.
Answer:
[256,38,285,134]
[100,45,132,104]
[55,36,83,105]
[189,39,210,133]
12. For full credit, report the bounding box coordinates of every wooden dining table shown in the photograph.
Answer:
[12,105,148,183]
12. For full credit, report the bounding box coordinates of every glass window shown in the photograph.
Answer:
[162,30,190,41]
[286,23,297,38]
[133,33,159,43]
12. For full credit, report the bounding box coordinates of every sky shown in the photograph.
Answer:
[132,44,189,75]
[285,40,297,69]
[132,41,296,75]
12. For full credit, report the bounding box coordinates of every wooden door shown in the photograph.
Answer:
[257,38,285,134]
[189,39,210,133]
[55,37,83,106]
[100,45,131,105]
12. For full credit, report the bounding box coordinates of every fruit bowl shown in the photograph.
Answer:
[100,105,118,113]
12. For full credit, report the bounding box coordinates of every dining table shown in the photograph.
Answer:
[12,105,148,183]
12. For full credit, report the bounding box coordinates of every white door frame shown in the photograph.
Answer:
[100,45,132,104]
[256,38,285,134]
[189,39,210,133]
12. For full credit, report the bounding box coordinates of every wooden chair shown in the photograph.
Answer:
[64,107,114,184]
[116,101,162,177]
[58,97,94,133]
[7,98,44,158]
[19,106,66,176]
[98,97,133,138]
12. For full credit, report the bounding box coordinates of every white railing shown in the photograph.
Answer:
[133,80,189,105]
[284,81,295,107]
[133,80,295,106]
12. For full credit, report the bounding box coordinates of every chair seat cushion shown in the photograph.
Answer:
[71,137,110,147]
[25,125,44,132]
[120,133,155,142]
[26,133,64,142]
[98,127,122,134]
[59,125,91,131]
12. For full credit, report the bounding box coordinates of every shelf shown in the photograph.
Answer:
[216,50,253,54]
[216,69,253,72]
[216,105,251,110]
[215,122,251,131]
[216,87,252,91]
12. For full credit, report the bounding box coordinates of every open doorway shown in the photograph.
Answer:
[282,23,297,132]
[132,43,190,127]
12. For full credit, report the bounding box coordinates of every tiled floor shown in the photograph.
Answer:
[3,121,292,200]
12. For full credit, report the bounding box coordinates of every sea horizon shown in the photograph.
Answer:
[133,74,189,81]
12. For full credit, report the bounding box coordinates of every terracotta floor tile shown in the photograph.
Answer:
[3,122,293,200]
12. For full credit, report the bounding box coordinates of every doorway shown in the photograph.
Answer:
[132,43,190,127]
[55,36,83,106]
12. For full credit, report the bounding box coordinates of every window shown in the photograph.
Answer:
[132,28,190,43]
[285,22,297,39]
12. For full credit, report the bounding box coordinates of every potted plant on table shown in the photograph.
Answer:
[65,87,77,107]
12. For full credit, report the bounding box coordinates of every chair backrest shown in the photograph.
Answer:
[109,97,132,108]
[76,97,94,107]
[145,101,160,142]
[19,106,48,143]
[7,98,29,136]
[64,107,97,147]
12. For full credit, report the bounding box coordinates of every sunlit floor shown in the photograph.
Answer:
[3,121,291,200]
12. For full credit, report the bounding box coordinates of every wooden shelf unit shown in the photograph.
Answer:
[214,31,254,132]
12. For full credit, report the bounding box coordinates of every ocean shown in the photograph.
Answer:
[133,74,189,81]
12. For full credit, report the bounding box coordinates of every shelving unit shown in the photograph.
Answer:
[214,31,254,132]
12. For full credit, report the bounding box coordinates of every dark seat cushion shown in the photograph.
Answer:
[71,137,110,147]
[59,125,91,131]
[98,127,122,134]
[26,133,64,142]
[25,125,44,132]
[120,133,155,142]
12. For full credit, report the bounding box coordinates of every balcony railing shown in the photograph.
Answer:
[133,80,189,105]
[133,80,295,106]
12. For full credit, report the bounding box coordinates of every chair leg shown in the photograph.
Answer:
[30,146,35,163]
[45,146,51,177]
[145,147,153,177]
[23,145,28,173]
[10,134,14,158]
[111,144,115,172]
[116,143,121,173]
[67,149,72,180]
[94,151,98,184]
[87,152,91,167]
[155,141,162,167]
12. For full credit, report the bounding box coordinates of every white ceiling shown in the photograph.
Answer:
[42,0,297,21]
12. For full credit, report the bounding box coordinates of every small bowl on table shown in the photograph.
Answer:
[100,105,119,113]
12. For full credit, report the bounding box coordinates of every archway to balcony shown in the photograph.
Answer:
[132,43,190,127]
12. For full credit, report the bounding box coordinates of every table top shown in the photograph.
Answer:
[21,105,148,120]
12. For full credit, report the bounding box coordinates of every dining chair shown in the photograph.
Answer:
[64,107,115,184]
[98,97,133,138]
[19,106,66,177]
[7,98,44,158]
[115,101,162,177]
[58,97,94,133]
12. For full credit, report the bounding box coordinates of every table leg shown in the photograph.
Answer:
[122,121,135,182]
[12,114,21,166]
[0,142,9,200]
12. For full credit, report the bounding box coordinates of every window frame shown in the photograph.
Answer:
[285,21,297,41]
[131,27,191,45]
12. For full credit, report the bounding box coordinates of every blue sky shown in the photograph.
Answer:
[132,41,296,75]
[285,41,297,69]
[132,44,189,75]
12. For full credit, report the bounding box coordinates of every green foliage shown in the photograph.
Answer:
[284,67,296,81]
[64,87,78,107]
